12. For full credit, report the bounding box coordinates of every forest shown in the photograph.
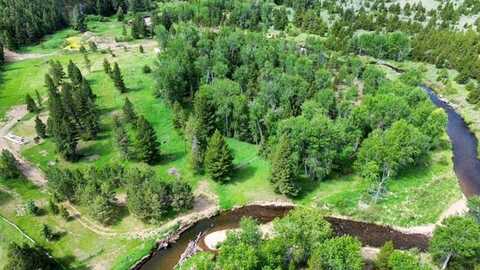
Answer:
[0,0,480,269]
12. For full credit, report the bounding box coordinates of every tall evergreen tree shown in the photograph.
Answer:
[114,122,131,159]
[68,60,83,86]
[112,62,127,93]
[135,116,160,164]
[269,136,300,197]
[72,5,87,32]
[117,6,125,21]
[0,150,21,179]
[35,90,42,109]
[35,116,47,139]
[25,94,39,113]
[0,43,4,65]
[204,130,234,182]
[122,97,137,124]
[185,116,206,174]
[48,61,65,87]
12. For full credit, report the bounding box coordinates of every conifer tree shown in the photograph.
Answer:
[204,130,234,182]
[112,63,127,93]
[54,117,79,161]
[114,122,131,159]
[25,94,39,113]
[0,150,21,179]
[0,43,4,65]
[139,45,144,53]
[172,101,187,132]
[73,5,87,32]
[117,7,125,21]
[122,97,138,124]
[48,61,65,87]
[83,53,91,72]
[103,58,112,75]
[185,116,206,174]
[269,136,299,197]
[35,116,47,139]
[68,60,83,86]
[135,116,160,164]
[61,83,82,129]
[35,90,42,109]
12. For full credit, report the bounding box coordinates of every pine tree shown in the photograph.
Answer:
[122,97,137,124]
[0,43,4,65]
[114,122,131,159]
[83,53,91,72]
[185,116,206,174]
[103,58,112,75]
[25,94,39,113]
[0,150,21,179]
[47,198,59,215]
[204,130,234,182]
[269,136,299,197]
[135,116,160,164]
[112,62,127,93]
[61,83,82,129]
[172,101,187,132]
[117,6,125,21]
[42,224,54,241]
[35,90,42,109]
[35,116,47,138]
[54,117,79,161]
[48,60,65,87]
[139,45,144,53]
[73,5,87,32]
[68,60,83,86]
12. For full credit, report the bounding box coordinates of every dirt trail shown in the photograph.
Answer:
[0,105,218,239]
[4,49,54,62]
[0,105,46,186]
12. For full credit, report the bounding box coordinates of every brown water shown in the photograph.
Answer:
[138,205,429,270]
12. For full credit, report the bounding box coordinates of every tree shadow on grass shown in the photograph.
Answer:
[0,190,13,206]
[294,176,322,200]
[58,254,93,270]
[160,150,186,164]
[228,165,257,184]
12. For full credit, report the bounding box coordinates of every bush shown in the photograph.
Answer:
[26,200,40,216]
[142,65,152,74]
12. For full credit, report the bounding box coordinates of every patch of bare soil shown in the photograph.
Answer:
[4,49,52,62]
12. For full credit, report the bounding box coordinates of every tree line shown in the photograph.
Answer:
[0,0,155,49]
[47,164,194,224]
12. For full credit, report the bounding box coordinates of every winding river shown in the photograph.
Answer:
[138,84,480,270]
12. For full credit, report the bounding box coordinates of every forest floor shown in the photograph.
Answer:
[0,16,466,270]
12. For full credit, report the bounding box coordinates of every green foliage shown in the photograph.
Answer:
[47,198,59,215]
[177,252,215,270]
[42,224,55,241]
[308,236,364,270]
[388,250,431,270]
[103,58,112,75]
[468,196,480,223]
[351,32,411,61]
[4,243,59,270]
[269,135,299,197]
[273,208,333,266]
[0,150,21,179]
[430,217,480,269]
[112,62,127,93]
[135,116,161,164]
[25,200,40,216]
[126,169,193,223]
[376,241,395,270]
[25,94,38,113]
[204,130,234,182]
[122,97,138,125]
[89,194,117,225]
